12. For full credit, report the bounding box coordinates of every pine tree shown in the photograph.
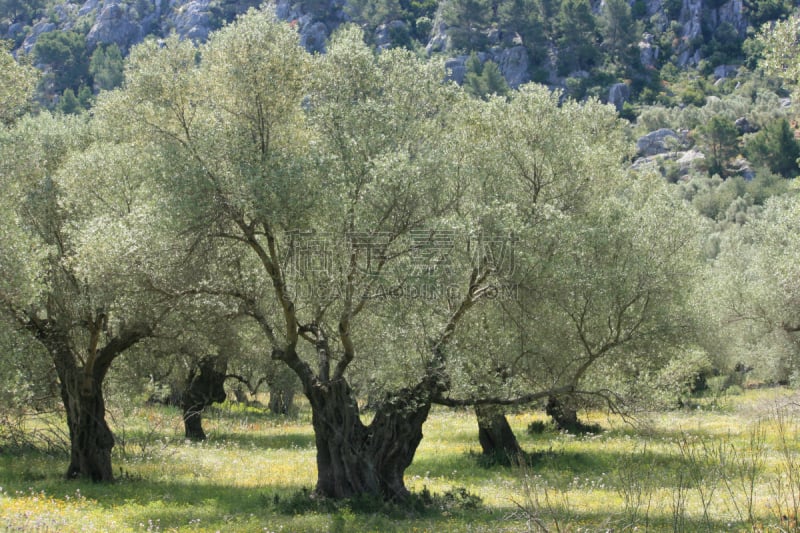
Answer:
[464,53,509,100]
[745,118,800,178]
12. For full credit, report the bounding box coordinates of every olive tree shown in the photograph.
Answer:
[440,92,700,458]
[102,11,473,499]
[704,194,800,382]
[100,8,699,498]
[0,110,194,480]
[758,14,800,93]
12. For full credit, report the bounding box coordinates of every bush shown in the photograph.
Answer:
[654,349,715,407]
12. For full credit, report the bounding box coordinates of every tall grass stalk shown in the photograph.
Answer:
[769,405,800,532]
[719,421,766,527]
[613,442,656,530]
[677,431,723,530]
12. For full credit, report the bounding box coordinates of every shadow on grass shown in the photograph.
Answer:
[0,462,758,533]
[0,451,507,532]
[410,443,699,491]
[0,449,769,532]
[208,431,315,449]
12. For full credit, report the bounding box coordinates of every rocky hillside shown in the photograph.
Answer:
[0,0,795,109]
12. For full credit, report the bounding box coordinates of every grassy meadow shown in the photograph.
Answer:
[3,388,800,532]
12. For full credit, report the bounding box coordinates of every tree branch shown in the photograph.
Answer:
[432,385,574,407]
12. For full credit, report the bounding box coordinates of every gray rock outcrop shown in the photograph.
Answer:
[676,149,705,173]
[22,21,56,53]
[608,83,630,111]
[639,33,659,69]
[445,56,468,85]
[713,64,739,80]
[87,0,143,52]
[735,117,757,134]
[170,0,214,42]
[636,128,685,157]
[493,46,530,89]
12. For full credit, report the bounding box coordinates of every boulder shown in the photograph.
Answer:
[713,64,739,80]
[7,22,25,40]
[87,0,142,52]
[445,56,468,85]
[171,0,214,42]
[676,149,705,173]
[636,128,684,157]
[608,82,630,111]
[734,117,757,134]
[730,155,755,180]
[22,21,56,53]
[491,46,529,89]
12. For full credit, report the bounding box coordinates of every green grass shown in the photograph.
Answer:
[2,388,800,531]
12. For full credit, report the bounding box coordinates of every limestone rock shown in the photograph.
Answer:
[87,0,142,52]
[170,0,214,42]
[22,21,56,53]
[639,33,659,69]
[79,0,101,17]
[636,128,685,157]
[730,155,755,180]
[735,117,757,134]
[425,17,449,54]
[713,64,739,80]
[677,149,705,172]
[608,82,630,111]
[445,56,468,85]
[712,0,748,36]
[491,46,529,89]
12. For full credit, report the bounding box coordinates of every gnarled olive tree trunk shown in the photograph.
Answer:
[546,394,579,431]
[181,356,227,441]
[41,320,152,481]
[309,380,438,500]
[305,377,435,500]
[277,342,446,500]
[475,405,523,463]
[57,359,115,481]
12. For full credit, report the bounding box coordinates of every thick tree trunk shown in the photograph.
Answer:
[59,368,115,482]
[546,395,579,431]
[305,378,433,500]
[233,385,248,404]
[475,405,523,463]
[35,319,150,482]
[268,382,294,415]
[181,356,227,441]
[182,407,207,441]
